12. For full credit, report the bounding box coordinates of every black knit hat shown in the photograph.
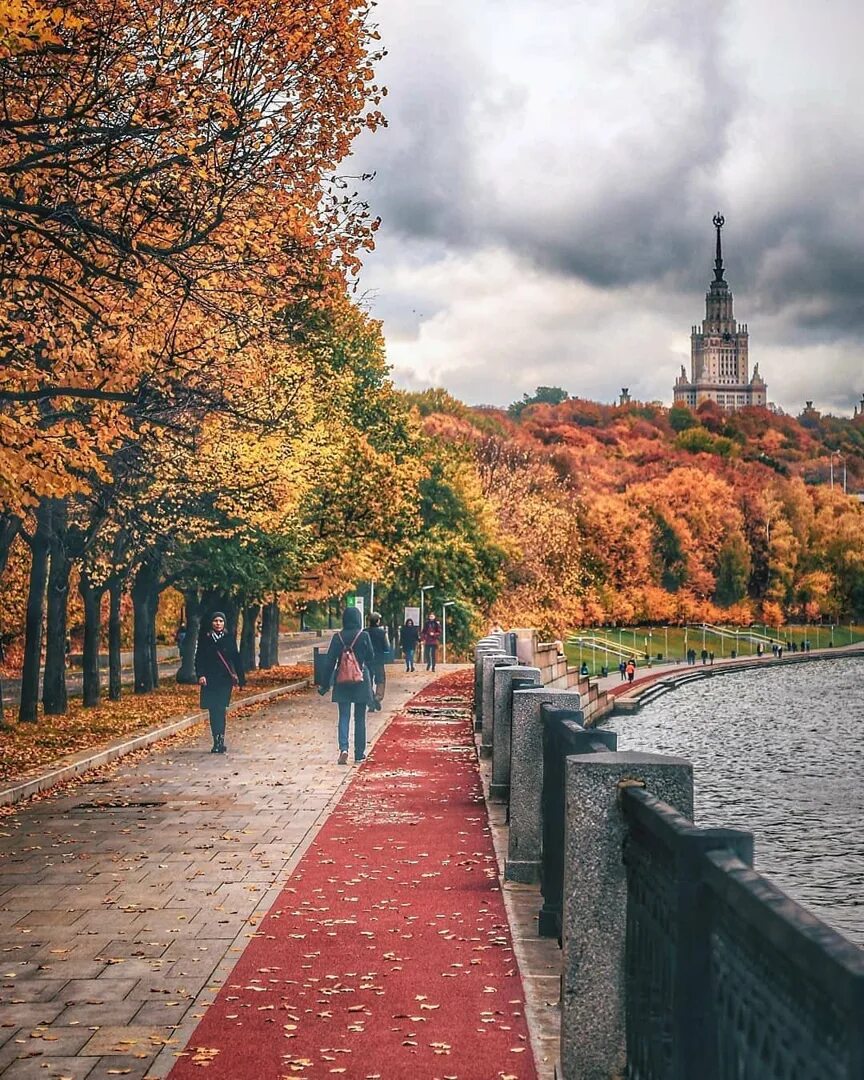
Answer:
[210,611,226,622]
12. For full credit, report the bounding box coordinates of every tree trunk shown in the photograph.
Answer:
[176,588,202,684]
[259,602,274,669]
[42,498,70,716]
[240,603,260,673]
[272,601,280,665]
[108,578,123,700]
[132,559,159,694]
[0,513,21,581]
[262,600,280,667]
[148,593,159,689]
[18,501,52,723]
[223,597,239,645]
[80,573,105,707]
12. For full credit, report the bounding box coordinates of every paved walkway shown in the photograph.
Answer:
[0,666,450,1079]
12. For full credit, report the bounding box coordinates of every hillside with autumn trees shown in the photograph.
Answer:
[407,389,864,635]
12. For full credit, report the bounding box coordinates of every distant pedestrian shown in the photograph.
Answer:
[618,659,627,682]
[367,612,390,701]
[580,661,589,676]
[401,617,419,672]
[709,651,714,665]
[196,612,244,754]
[421,615,442,671]
[318,606,378,765]
[778,645,783,659]
[701,648,708,665]
[626,659,636,683]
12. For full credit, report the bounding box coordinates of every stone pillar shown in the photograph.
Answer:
[490,665,541,800]
[560,752,693,1080]
[480,653,517,758]
[504,687,583,884]
[474,641,502,731]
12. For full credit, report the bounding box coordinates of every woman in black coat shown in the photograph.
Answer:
[400,618,419,672]
[318,606,377,765]
[196,612,245,753]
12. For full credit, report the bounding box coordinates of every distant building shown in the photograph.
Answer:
[853,394,864,420]
[674,214,767,411]
[619,388,631,406]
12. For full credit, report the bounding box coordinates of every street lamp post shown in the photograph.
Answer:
[419,585,435,629]
[830,452,848,493]
[442,601,455,664]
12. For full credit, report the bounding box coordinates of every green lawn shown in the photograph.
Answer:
[564,624,864,675]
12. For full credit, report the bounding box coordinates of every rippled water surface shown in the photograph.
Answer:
[604,657,864,947]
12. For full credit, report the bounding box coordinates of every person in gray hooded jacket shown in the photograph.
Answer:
[318,606,377,764]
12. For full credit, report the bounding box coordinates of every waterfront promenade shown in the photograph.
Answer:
[0,666,542,1079]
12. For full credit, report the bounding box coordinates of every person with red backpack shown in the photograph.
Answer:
[317,606,377,765]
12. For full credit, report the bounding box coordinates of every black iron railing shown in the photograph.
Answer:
[539,705,616,940]
[621,786,864,1080]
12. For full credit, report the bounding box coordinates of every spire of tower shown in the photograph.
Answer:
[713,212,725,281]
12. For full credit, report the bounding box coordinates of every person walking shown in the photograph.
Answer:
[421,614,442,672]
[318,606,376,765]
[401,617,419,672]
[367,612,390,701]
[626,659,636,683]
[618,658,627,682]
[196,612,245,754]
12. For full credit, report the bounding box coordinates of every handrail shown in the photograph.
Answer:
[619,785,864,1079]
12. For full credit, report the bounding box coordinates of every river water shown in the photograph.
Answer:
[604,656,864,947]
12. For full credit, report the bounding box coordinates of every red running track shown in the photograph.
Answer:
[168,670,537,1080]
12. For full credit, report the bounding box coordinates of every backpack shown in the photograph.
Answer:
[335,631,364,684]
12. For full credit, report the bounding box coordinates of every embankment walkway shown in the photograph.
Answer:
[0,667,539,1079]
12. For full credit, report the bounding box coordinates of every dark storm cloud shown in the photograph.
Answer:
[350,1,864,411]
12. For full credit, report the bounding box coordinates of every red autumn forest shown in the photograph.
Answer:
[409,388,864,635]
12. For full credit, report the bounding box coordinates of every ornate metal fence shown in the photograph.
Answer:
[621,786,864,1080]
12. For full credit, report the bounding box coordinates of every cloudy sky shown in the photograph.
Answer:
[349,0,864,415]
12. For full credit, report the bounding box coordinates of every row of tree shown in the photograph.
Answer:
[0,1,505,722]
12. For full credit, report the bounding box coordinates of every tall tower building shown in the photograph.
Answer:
[673,214,766,410]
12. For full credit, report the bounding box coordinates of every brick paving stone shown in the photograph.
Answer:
[0,1005,64,1030]
[0,670,445,1077]
[0,980,67,1004]
[56,1001,142,1028]
[54,979,139,1004]
[78,1025,176,1056]
[85,1057,152,1080]
[0,1056,95,1080]
[10,1025,93,1056]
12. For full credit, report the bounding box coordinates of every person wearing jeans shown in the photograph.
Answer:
[401,617,419,672]
[318,606,376,764]
[421,615,442,672]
